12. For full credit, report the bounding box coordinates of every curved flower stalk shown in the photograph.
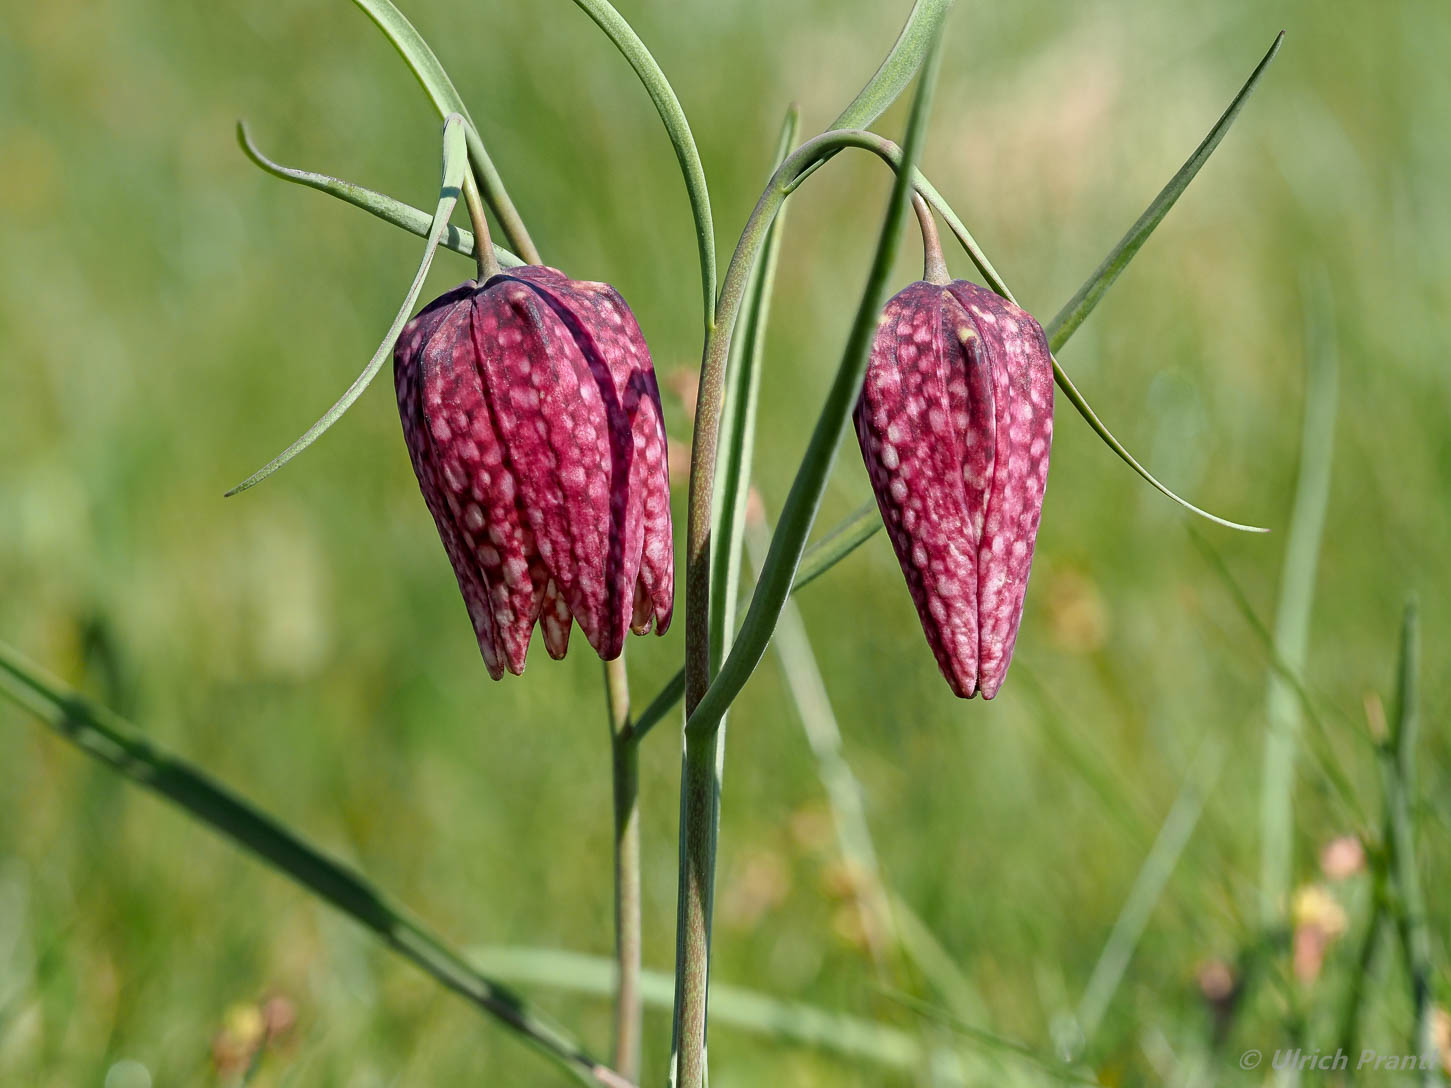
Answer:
[395,267,674,676]
[854,219,1054,698]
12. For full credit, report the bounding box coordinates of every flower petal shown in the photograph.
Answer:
[472,274,625,658]
[947,282,1053,698]
[854,282,985,697]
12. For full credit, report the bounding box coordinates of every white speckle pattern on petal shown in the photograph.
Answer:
[393,266,675,678]
[853,278,1053,700]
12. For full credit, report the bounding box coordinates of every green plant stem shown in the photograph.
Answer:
[602,655,641,1082]
[0,642,626,1088]
[672,34,944,1085]
[463,172,502,280]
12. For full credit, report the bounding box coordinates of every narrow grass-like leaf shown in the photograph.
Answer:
[0,643,621,1087]
[226,115,468,496]
[791,499,880,591]
[710,108,798,674]
[788,0,957,196]
[628,667,683,742]
[1259,270,1340,926]
[684,39,943,741]
[1045,32,1285,347]
[349,0,540,262]
[831,0,955,129]
[471,946,921,1070]
[1076,740,1223,1045]
[471,945,1094,1079]
[1050,361,1268,533]
[237,122,523,269]
[1383,602,1439,1081]
[568,0,715,332]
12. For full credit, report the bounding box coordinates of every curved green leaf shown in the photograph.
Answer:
[1046,32,1285,348]
[227,115,469,496]
[568,0,716,332]
[832,0,956,129]
[349,0,541,263]
[237,122,523,269]
[1050,360,1268,533]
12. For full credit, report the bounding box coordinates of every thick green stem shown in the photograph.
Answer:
[602,656,641,1082]
[673,22,943,1072]
[673,130,905,1086]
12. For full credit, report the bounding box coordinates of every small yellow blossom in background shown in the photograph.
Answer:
[1291,884,1349,983]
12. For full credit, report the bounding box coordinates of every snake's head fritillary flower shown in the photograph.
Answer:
[853,278,1053,699]
[394,266,674,678]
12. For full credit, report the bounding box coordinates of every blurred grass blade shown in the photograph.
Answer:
[1045,32,1285,348]
[227,115,468,497]
[887,991,1103,1086]
[1259,270,1339,927]
[710,107,798,675]
[1383,602,1439,1080]
[569,0,716,332]
[1075,740,1224,1045]
[1190,529,1366,828]
[349,0,540,262]
[888,894,991,1022]
[684,31,943,739]
[471,946,922,1070]
[1015,665,1151,844]
[746,519,896,974]
[0,642,620,1087]
[237,121,523,269]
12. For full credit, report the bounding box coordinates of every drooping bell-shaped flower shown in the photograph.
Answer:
[394,265,674,678]
[853,202,1052,699]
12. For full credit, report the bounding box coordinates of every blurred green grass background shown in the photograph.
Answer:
[2,0,1448,1083]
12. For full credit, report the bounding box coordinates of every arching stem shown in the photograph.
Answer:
[913,192,949,285]
[463,173,503,280]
